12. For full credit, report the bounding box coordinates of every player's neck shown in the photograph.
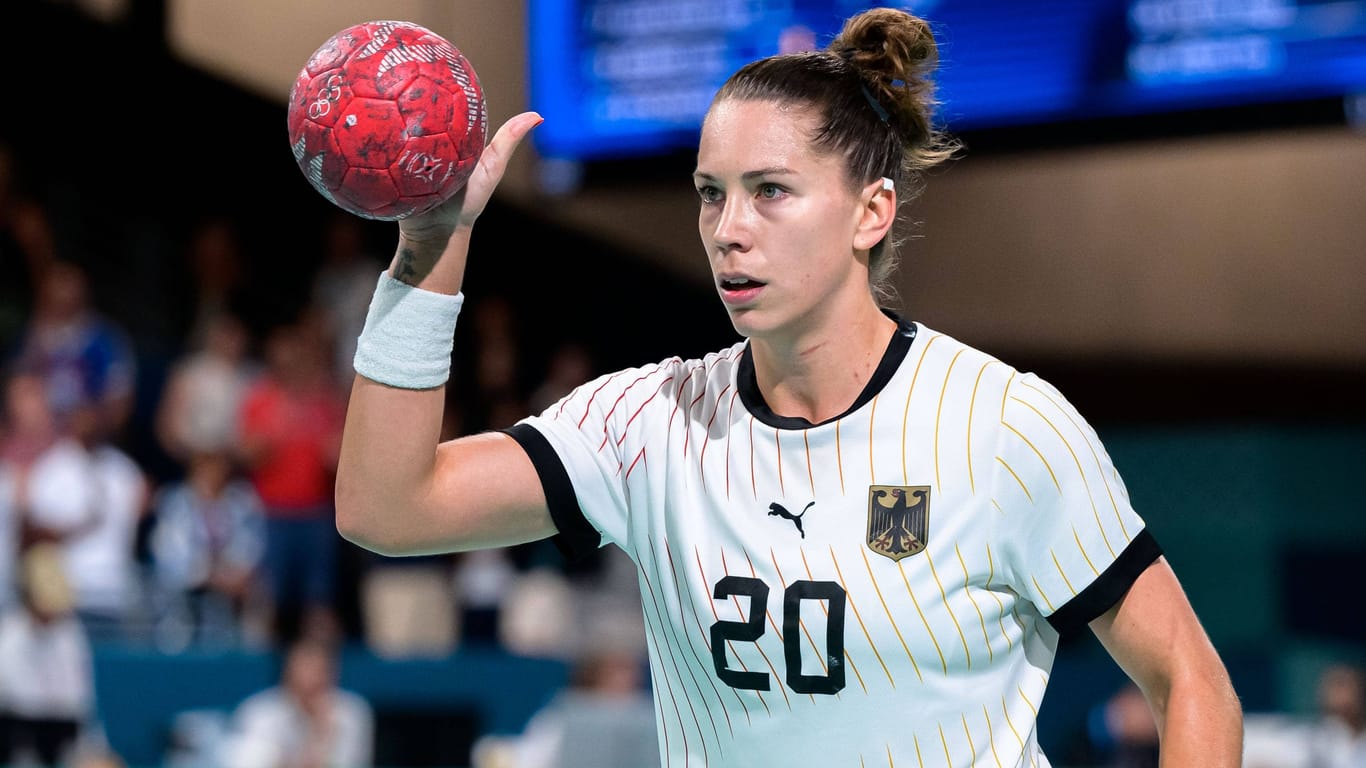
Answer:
[750,306,897,424]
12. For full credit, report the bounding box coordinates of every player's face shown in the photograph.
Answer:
[695,98,873,341]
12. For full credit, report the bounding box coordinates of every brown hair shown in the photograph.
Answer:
[710,7,960,306]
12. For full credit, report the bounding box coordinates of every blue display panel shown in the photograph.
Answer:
[529,0,1366,160]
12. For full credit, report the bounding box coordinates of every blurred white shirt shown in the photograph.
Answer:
[62,444,147,617]
[1244,713,1366,768]
[219,686,374,768]
[0,609,94,719]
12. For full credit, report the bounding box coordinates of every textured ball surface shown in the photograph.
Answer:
[287,20,487,220]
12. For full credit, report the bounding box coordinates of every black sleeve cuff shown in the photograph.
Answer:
[503,423,601,562]
[1046,528,1163,636]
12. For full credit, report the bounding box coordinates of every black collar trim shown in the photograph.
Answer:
[736,313,918,430]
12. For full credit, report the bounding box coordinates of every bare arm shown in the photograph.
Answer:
[335,112,554,557]
[1089,557,1244,767]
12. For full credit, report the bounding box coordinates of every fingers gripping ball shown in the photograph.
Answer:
[287,20,488,220]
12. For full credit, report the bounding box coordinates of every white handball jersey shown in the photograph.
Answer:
[506,316,1161,768]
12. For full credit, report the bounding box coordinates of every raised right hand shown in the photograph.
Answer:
[397,111,544,247]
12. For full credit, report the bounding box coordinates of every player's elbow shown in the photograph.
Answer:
[334,495,384,554]
[1183,654,1243,724]
[1136,634,1243,747]
[335,505,423,558]
[334,477,422,557]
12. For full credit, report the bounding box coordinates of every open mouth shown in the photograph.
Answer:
[719,277,766,291]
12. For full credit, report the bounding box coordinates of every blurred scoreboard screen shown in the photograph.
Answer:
[529,0,1366,159]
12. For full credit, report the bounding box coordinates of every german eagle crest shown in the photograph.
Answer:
[867,485,930,561]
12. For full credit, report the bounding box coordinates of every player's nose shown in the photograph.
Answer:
[710,196,753,254]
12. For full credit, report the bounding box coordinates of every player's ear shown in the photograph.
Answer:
[853,176,896,251]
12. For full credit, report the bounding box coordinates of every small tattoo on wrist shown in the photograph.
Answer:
[393,248,436,286]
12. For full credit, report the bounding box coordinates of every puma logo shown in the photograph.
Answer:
[767,501,814,538]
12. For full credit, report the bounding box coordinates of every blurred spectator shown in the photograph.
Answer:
[1306,663,1366,768]
[0,467,15,613]
[498,568,579,661]
[308,212,386,390]
[155,311,258,468]
[149,449,267,652]
[180,215,248,354]
[568,547,645,652]
[237,321,346,645]
[1,369,66,617]
[528,342,593,415]
[359,558,457,659]
[1087,681,1159,768]
[452,548,517,647]
[0,367,62,469]
[0,368,100,599]
[471,648,656,768]
[11,259,137,444]
[470,295,519,396]
[485,391,532,431]
[58,398,152,643]
[71,747,128,768]
[0,141,19,337]
[0,375,37,596]
[0,542,97,767]
[464,295,522,434]
[4,367,149,643]
[1245,662,1366,768]
[0,148,55,356]
[218,635,374,768]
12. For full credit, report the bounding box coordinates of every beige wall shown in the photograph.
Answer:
[901,128,1366,366]
[167,0,1366,367]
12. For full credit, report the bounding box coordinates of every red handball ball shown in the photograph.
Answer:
[287,20,488,221]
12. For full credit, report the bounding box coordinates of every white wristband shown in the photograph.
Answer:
[353,271,464,389]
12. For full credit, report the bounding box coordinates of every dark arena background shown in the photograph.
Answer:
[1,1,1364,767]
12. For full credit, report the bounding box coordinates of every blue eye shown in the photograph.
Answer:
[697,185,722,204]
[758,183,783,199]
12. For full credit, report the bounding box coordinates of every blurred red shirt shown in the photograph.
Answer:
[238,377,344,516]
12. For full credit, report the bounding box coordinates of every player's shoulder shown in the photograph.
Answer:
[608,340,745,387]
[911,321,1023,389]
[916,322,1090,427]
[641,340,747,374]
[538,341,746,418]
[908,321,1093,425]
